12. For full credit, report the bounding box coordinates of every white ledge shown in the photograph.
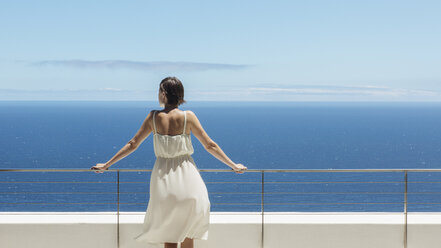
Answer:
[1,211,440,224]
[2,212,441,248]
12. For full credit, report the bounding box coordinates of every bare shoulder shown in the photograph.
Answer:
[148,109,157,117]
[184,110,214,148]
[185,110,198,122]
[186,110,196,116]
[146,109,156,125]
[185,110,199,128]
[150,109,160,117]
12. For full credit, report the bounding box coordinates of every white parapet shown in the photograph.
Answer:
[1,212,441,248]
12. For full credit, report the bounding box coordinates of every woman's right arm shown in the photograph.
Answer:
[187,110,247,173]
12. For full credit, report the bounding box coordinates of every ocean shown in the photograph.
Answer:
[1,101,441,212]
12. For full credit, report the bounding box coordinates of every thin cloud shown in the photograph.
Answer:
[30,59,251,71]
[245,85,439,97]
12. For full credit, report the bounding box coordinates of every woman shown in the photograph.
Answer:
[91,77,247,248]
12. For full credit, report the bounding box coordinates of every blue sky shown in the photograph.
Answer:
[1,0,440,101]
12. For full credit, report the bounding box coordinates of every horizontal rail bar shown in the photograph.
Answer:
[2,181,441,184]
[2,168,441,172]
[4,202,441,205]
[3,191,441,194]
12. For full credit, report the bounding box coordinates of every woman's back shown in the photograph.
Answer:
[152,110,194,158]
[153,109,191,136]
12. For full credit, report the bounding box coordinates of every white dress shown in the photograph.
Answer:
[133,110,210,247]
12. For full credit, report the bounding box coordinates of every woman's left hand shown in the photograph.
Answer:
[90,163,109,173]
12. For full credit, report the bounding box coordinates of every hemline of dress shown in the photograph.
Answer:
[134,231,208,245]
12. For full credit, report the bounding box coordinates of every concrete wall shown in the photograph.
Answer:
[1,212,440,248]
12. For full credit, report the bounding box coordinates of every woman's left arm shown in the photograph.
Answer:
[91,111,153,172]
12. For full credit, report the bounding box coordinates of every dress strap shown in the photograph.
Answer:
[152,110,157,134]
[182,111,187,135]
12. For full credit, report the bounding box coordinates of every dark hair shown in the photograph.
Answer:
[159,77,186,106]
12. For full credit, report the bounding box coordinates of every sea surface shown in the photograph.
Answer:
[1,101,441,212]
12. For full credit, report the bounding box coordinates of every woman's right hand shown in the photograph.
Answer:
[232,163,247,174]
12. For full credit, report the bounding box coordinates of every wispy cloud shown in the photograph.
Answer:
[29,59,251,71]
[245,85,439,97]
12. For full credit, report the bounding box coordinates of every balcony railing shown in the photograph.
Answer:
[2,168,441,248]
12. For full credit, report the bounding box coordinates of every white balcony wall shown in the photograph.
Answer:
[1,212,441,248]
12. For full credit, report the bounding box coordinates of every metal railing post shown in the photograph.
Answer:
[404,170,408,248]
[261,170,264,248]
[117,169,120,248]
